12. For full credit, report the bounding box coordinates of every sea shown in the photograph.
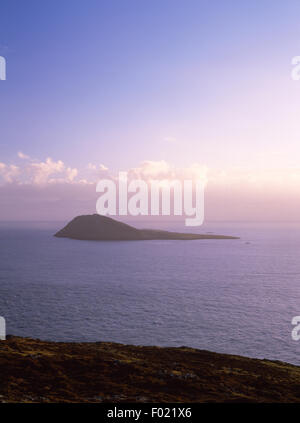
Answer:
[0,220,299,365]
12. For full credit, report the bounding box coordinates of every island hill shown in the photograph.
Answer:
[54,214,239,241]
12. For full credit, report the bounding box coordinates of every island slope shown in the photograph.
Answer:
[54,214,239,241]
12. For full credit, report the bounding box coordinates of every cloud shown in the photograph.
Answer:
[0,162,20,183]
[0,157,81,185]
[1,154,300,222]
[128,160,171,179]
[0,155,112,186]
[17,151,30,160]
[2,154,300,191]
[29,158,66,184]
[88,163,108,172]
[66,167,78,182]
[127,160,207,182]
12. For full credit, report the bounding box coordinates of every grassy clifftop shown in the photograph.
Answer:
[0,336,299,403]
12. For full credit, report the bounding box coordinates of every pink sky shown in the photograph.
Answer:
[0,155,300,223]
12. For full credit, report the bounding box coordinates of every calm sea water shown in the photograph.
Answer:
[0,220,300,365]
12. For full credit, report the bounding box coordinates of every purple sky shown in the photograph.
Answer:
[1,0,300,222]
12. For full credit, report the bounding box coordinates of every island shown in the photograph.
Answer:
[54,214,239,241]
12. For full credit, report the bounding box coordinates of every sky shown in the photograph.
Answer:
[1,0,300,222]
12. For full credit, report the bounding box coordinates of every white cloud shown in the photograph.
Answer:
[85,162,109,182]
[29,158,65,184]
[0,162,20,183]
[0,156,111,186]
[17,151,30,160]
[128,160,171,179]
[127,160,207,182]
[2,154,299,195]
[66,167,78,182]
[88,163,108,172]
[1,155,300,222]
[87,163,97,170]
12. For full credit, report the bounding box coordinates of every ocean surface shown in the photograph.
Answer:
[0,220,300,365]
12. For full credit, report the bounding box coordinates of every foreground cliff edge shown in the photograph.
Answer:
[0,336,299,403]
[54,214,239,241]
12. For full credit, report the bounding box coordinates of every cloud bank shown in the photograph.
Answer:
[0,153,300,222]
